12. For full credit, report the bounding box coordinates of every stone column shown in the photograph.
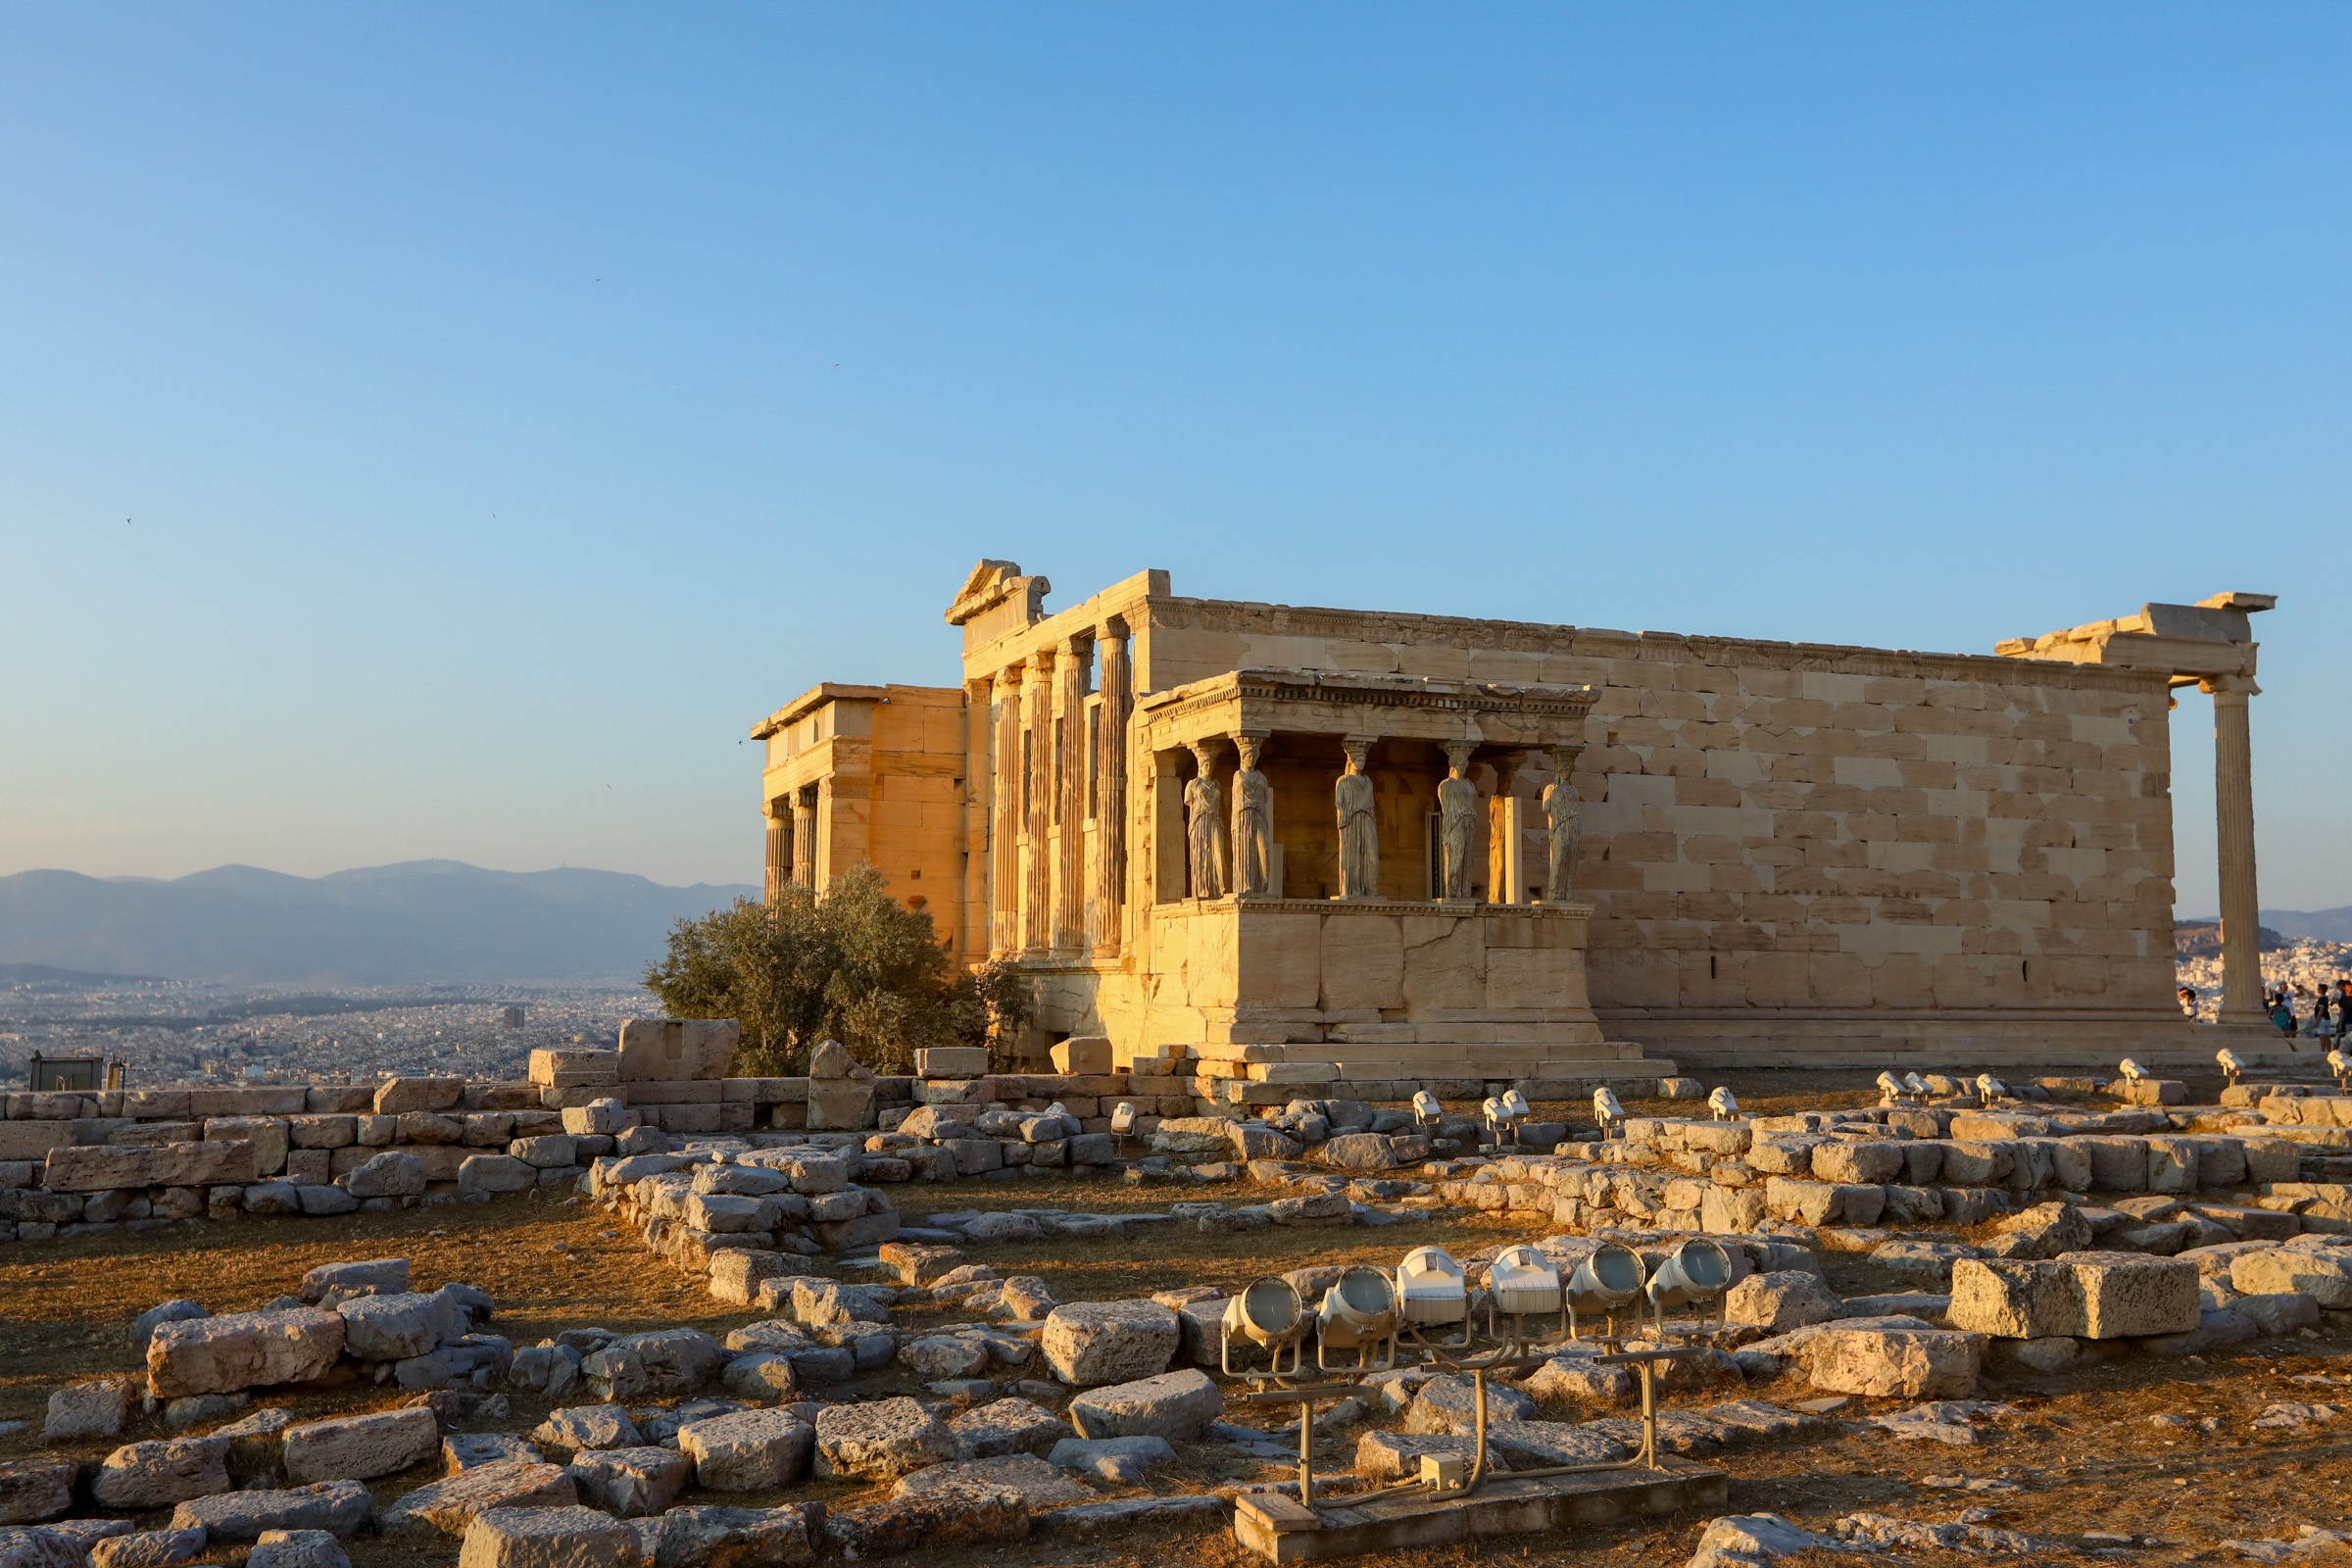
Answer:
[2204,673,2267,1025]
[1231,733,1274,898]
[1437,742,1480,902]
[1023,649,1054,952]
[1184,739,1227,900]
[989,667,1023,956]
[790,787,817,890]
[1054,637,1090,952]
[763,801,788,903]
[1092,621,1130,953]
[1335,736,1379,899]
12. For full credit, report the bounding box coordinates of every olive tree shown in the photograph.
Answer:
[642,866,1028,1075]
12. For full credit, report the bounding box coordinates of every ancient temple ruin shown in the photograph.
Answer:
[754,564,2277,1087]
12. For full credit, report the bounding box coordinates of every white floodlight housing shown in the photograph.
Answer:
[1706,1086,1739,1121]
[1316,1266,1399,1370]
[1480,1095,1501,1124]
[1876,1071,1904,1104]
[1497,1089,1531,1121]
[1902,1072,1929,1098]
[2330,1049,2351,1089]
[1488,1245,1563,1317]
[1411,1090,1443,1123]
[1109,1102,1137,1134]
[1592,1086,1624,1131]
[2217,1048,2244,1084]
[1644,1237,1733,1332]
[2120,1057,2146,1083]
[1045,1101,1068,1118]
[1565,1243,1645,1320]
[1396,1247,1468,1326]
[1975,1074,2003,1106]
[1221,1277,1307,1376]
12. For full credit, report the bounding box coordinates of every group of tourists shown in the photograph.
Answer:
[2177,978,2352,1039]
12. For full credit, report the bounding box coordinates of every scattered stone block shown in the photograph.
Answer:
[893,1453,1089,1508]
[1040,1299,1179,1387]
[813,1397,956,1481]
[1403,1375,1539,1435]
[172,1481,373,1541]
[0,1460,76,1526]
[1725,1272,1841,1333]
[86,1530,208,1568]
[2231,1248,2352,1308]
[42,1378,134,1444]
[90,1439,232,1509]
[457,1505,639,1568]
[447,1436,544,1473]
[379,1462,580,1538]
[132,1301,210,1349]
[282,1408,437,1484]
[147,1309,346,1398]
[1798,1326,1984,1398]
[565,1448,692,1517]
[336,1292,465,1362]
[245,1530,351,1568]
[1354,1431,1492,1484]
[1068,1368,1222,1441]
[949,1397,1073,1459]
[822,1482,1027,1558]
[675,1410,813,1492]
[532,1405,642,1453]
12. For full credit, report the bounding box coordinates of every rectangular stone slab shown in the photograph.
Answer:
[1232,1459,1729,1563]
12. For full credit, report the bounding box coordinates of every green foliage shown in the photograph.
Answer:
[642,866,1029,1075]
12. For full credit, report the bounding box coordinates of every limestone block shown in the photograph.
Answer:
[1991,1201,2093,1260]
[891,1453,1089,1509]
[636,1505,815,1568]
[949,1397,1073,1460]
[1725,1271,1841,1333]
[148,1310,346,1398]
[336,1292,465,1362]
[1938,1142,2012,1187]
[577,1331,727,1402]
[87,1528,209,1568]
[813,1397,957,1480]
[531,1405,642,1453]
[300,1258,409,1300]
[0,1458,76,1526]
[1403,1375,1539,1436]
[90,1439,233,1509]
[374,1078,465,1114]
[1050,1037,1112,1075]
[564,1447,692,1517]
[560,1101,629,1138]
[2146,1137,2200,1194]
[246,1532,352,1568]
[819,1481,1028,1557]
[344,1152,427,1199]
[804,1081,876,1131]
[1810,1141,1904,1185]
[676,1409,814,1491]
[41,1377,135,1444]
[458,1155,537,1196]
[618,1019,738,1083]
[529,1050,620,1089]
[457,1505,638,1568]
[914,1047,990,1079]
[1798,1326,1984,1398]
[205,1117,289,1175]
[380,1463,579,1538]
[1067,1368,1223,1441]
[172,1481,374,1541]
[282,1408,438,1483]
[2230,1248,2352,1308]
[1041,1300,1179,1387]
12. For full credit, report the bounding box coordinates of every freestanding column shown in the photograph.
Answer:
[989,668,1023,956]
[763,802,788,903]
[1054,637,1089,952]
[2204,673,2266,1025]
[1024,649,1054,952]
[1091,621,1130,954]
[790,788,817,890]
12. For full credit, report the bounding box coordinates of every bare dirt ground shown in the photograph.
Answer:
[4,1067,2342,1566]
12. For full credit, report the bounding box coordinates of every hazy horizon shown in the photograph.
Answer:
[6,8,2346,910]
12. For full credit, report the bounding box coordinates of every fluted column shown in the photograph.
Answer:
[1054,636,1089,952]
[1091,621,1130,954]
[989,667,1023,956]
[2204,673,2266,1024]
[790,788,817,889]
[763,801,788,902]
[1023,648,1054,953]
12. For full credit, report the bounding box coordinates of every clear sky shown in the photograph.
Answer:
[3,6,2345,914]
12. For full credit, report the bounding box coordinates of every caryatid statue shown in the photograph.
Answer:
[1231,735,1274,897]
[1543,747,1582,902]
[1184,740,1227,900]
[1437,741,1480,902]
[1335,737,1378,898]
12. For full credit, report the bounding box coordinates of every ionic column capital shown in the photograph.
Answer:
[2201,673,2261,700]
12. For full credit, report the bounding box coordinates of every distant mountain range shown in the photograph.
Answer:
[2262,906,2352,944]
[0,861,759,985]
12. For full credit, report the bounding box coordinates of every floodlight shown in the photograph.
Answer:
[1876,1070,1905,1105]
[1706,1086,1739,1121]
[1109,1102,1137,1134]
[2217,1048,2244,1086]
[1411,1090,1443,1124]
[1901,1072,1929,1098]
[1396,1247,1468,1326]
[1488,1245,1562,1318]
[1221,1277,1306,1376]
[1497,1089,1531,1120]
[1644,1237,1732,1333]
[1592,1086,1624,1134]
[1315,1266,1398,1371]
[1565,1242,1645,1331]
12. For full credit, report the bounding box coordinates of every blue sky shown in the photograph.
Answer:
[3,5,2345,913]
